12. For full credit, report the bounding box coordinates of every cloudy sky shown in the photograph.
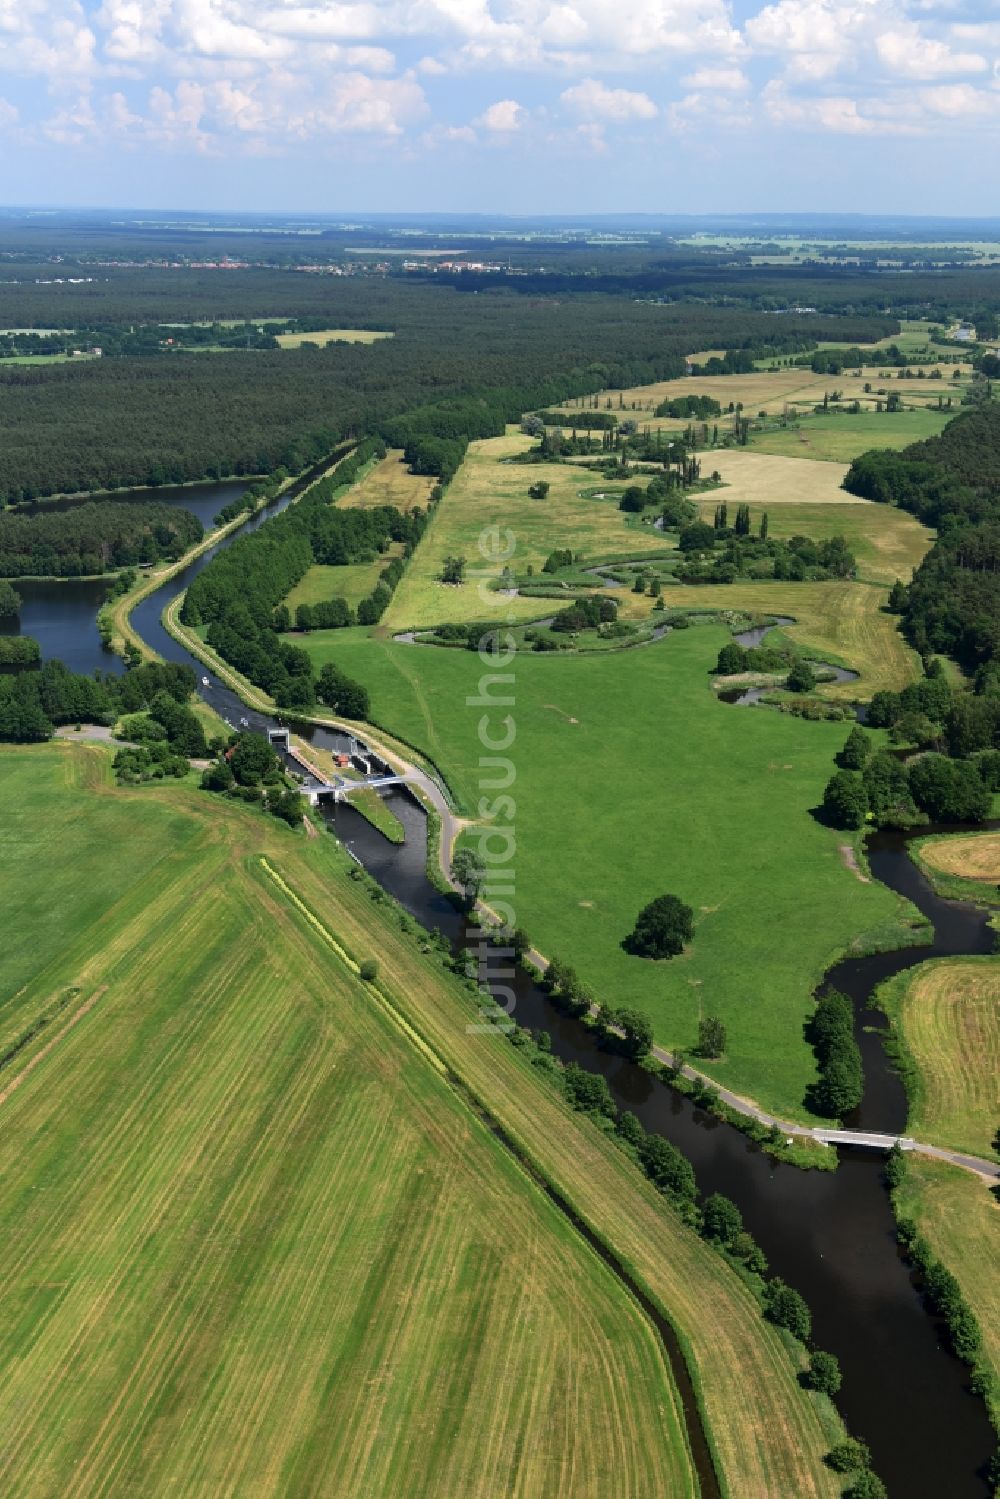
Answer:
[0,0,998,211]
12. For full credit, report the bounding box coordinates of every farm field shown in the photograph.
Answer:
[0,744,694,1499]
[661,578,920,695]
[297,624,911,1119]
[274,327,393,346]
[895,1159,1000,1427]
[693,495,931,587]
[877,957,1000,1160]
[916,831,1000,890]
[381,432,668,630]
[745,408,951,462]
[336,448,435,511]
[700,449,856,504]
[563,365,974,431]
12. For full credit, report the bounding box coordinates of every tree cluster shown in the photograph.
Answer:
[807,990,863,1119]
[0,501,202,578]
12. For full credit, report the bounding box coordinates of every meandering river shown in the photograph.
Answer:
[23,478,999,1496]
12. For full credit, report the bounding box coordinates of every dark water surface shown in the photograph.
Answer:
[32,491,997,1496]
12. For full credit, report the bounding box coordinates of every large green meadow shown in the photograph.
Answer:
[299,624,913,1118]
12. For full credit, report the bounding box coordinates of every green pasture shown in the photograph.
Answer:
[296,624,914,1119]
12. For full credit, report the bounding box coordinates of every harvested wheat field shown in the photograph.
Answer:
[275,327,393,347]
[337,448,436,511]
[919,832,1000,885]
[705,450,856,505]
[882,956,1000,1159]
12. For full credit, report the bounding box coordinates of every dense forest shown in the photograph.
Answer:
[0,275,897,503]
[844,404,1000,673]
[0,658,199,742]
[0,501,202,577]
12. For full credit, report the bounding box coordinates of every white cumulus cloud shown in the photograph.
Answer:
[474,97,524,130]
[560,77,657,119]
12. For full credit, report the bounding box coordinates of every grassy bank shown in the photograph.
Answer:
[913,832,1000,906]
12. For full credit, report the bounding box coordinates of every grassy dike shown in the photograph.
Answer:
[0,742,844,1498]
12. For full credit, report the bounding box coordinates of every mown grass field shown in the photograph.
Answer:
[701,450,856,505]
[284,545,405,612]
[0,744,696,1499]
[336,449,435,511]
[895,1159,1000,1427]
[692,495,931,588]
[274,328,393,347]
[746,408,951,463]
[299,624,912,1119]
[878,957,1000,1160]
[382,433,667,630]
[661,578,921,696]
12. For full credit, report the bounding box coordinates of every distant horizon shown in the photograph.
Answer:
[5,206,1000,230]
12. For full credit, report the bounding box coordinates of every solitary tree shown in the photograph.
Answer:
[764,1278,812,1342]
[826,1438,872,1474]
[528,481,550,500]
[623,893,694,959]
[696,1015,727,1058]
[441,554,466,584]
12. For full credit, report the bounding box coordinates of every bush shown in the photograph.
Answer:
[826,1438,871,1474]
[638,1133,697,1203]
[359,959,379,982]
[786,659,817,693]
[806,1349,842,1395]
[695,1015,726,1058]
[564,1063,616,1119]
[701,1193,743,1248]
[764,1278,811,1342]
[622,893,694,960]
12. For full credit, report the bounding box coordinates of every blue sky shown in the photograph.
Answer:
[0,0,998,212]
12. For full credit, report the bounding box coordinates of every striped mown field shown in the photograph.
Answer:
[0,743,843,1499]
[0,745,692,1499]
[895,1158,1000,1429]
[880,956,1000,1160]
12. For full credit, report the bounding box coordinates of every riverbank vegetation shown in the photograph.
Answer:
[0,742,845,1497]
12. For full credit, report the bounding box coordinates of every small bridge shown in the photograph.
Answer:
[811,1129,912,1152]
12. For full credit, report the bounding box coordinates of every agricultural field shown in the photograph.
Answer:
[336,449,435,511]
[878,957,1000,1160]
[0,743,845,1499]
[562,365,974,433]
[297,623,911,1120]
[0,744,693,1499]
[697,449,856,504]
[274,328,394,347]
[692,494,931,587]
[916,831,1000,898]
[745,408,951,463]
[894,1158,1000,1427]
[381,432,668,631]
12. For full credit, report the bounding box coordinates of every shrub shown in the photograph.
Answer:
[359,959,379,982]
[696,1016,726,1058]
[826,1438,871,1473]
[701,1193,743,1248]
[764,1278,812,1342]
[806,1349,842,1395]
[638,1134,697,1203]
[563,1063,616,1119]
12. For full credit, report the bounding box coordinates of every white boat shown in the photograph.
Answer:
[201,675,210,687]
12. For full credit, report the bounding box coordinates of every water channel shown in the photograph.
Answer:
[20,478,999,1496]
